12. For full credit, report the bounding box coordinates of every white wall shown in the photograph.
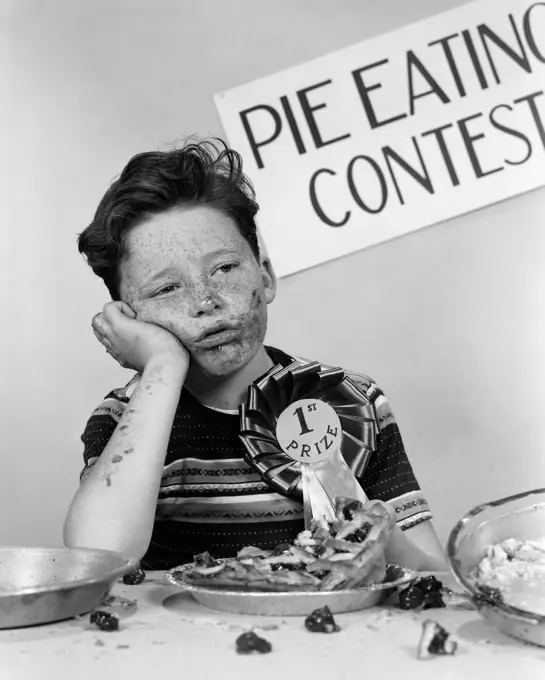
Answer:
[3,0,544,549]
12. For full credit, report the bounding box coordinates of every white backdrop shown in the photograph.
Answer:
[2,0,545,549]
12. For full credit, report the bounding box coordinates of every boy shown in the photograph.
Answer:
[63,139,446,571]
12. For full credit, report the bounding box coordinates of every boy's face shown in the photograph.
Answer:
[118,205,276,377]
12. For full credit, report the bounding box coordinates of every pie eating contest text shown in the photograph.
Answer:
[237,2,545,227]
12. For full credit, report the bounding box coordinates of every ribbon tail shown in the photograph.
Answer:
[301,464,313,530]
[312,448,368,511]
[301,464,336,529]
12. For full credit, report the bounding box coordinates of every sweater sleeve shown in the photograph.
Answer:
[345,371,432,530]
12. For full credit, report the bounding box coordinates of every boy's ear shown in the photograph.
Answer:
[260,257,277,304]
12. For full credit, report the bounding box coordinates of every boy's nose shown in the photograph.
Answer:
[192,291,221,316]
[200,295,215,311]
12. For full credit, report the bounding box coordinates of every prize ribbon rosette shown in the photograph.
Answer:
[239,360,379,528]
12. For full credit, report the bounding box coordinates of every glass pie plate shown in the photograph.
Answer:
[447,487,545,647]
[0,547,134,629]
[164,562,417,616]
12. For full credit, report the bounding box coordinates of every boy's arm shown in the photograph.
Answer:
[404,519,446,563]
[64,301,189,562]
[385,521,448,571]
[349,376,447,571]
[362,500,447,571]
[64,356,186,561]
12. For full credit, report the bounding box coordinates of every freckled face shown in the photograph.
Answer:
[118,205,276,377]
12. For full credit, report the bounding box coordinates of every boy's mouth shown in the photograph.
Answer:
[194,324,241,349]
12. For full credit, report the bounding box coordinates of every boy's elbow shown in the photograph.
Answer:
[62,518,147,564]
[62,513,77,549]
[417,551,449,572]
[62,519,90,552]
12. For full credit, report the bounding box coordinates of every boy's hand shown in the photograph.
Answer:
[361,499,397,529]
[91,302,189,374]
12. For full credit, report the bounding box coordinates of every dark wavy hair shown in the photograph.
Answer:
[78,138,260,300]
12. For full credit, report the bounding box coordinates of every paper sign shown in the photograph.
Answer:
[215,0,545,277]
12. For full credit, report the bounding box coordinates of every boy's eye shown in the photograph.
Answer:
[216,263,238,274]
[153,284,178,297]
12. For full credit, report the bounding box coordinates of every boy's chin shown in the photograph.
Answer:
[192,344,255,377]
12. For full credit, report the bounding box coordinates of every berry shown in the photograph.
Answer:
[122,567,146,585]
[194,551,221,568]
[399,586,425,610]
[90,610,119,631]
[474,585,504,606]
[416,575,443,592]
[271,562,306,572]
[304,605,341,633]
[343,501,362,519]
[345,523,372,543]
[271,543,292,556]
[235,632,272,654]
[422,590,446,610]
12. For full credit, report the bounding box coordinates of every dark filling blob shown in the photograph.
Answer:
[399,586,425,610]
[428,625,450,654]
[399,576,445,610]
[474,584,504,606]
[345,523,372,543]
[235,632,272,654]
[417,575,443,592]
[304,605,341,633]
[90,610,119,631]
[122,567,146,585]
[271,543,292,556]
[270,563,306,572]
[193,551,221,568]
[422,591,446,610]
[343,501,362,519]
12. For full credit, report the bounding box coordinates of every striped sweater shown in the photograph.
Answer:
[79,346,431,569]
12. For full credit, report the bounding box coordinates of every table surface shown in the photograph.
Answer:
[1,571,544,680]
